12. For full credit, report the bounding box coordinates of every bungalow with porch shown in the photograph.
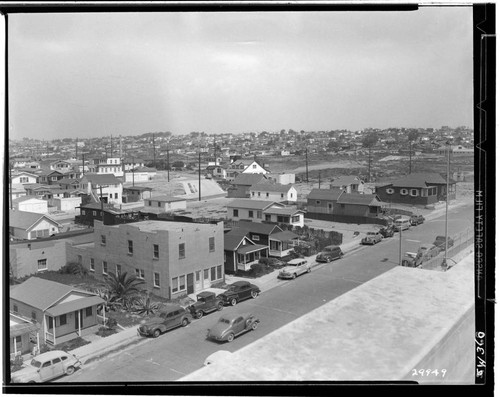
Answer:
[10,171,38,188]
[223,229,269,273]
[10,277,105,346]
[329,176,365,194]
[227,199,285,222]
[10,312,41,360]
[306,188,344,221]
[334,193,385,224]
[122,186,153,203]
[79,173,123,205]
[263,207,305,228]
[375,173,456,206]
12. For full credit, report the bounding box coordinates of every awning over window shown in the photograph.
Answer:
[237,244,268,255]
[45,296,105,317]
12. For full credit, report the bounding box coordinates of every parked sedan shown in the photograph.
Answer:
[361,231,383,245]
[433,235,454,251]
[217,281,260,306]
[11,350,81,383]
[410,214,425,226]
[379,225,395,238]
[315,245,343,263]
[206,313,260,343]
[278,258,311,279]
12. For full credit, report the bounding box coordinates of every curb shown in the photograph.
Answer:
[78,334,143,365]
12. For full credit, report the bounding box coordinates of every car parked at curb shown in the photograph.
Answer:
[315,245,343,263]
[11,350,81,383]
[379,225,395,238]
[361,231,383,245]
[217,281,260,306]
[401,252,422,268]
[410,214,425,226]
[206,313,260,343]
[433,235,454,251]
[278,258,311,279]
[137,305,191,338]
[187,291,224,319]
[394,217,411,231]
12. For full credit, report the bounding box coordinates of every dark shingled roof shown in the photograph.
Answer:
[386,173,451,188]
[336,193,382,205]
[232,173,268,186]
[232,222,283,235]
[227,199,281,210]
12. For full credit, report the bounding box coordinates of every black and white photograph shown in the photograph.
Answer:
[3,1,494,393]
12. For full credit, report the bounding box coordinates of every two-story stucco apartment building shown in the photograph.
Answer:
[67,220,225,299]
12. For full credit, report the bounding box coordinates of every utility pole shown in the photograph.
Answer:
[76,138,78,159]
[368,146,372,183]
[110,134,113,157]
[99,185,109,224]
[167,146,170,182]
[152,134,156,169]
[443,142,451,270]
[398,226,402,266]
[132,156,135,187]
[305,147,309,183]
[198,147,202,201]
[318,170,321,188]
[213,135,217,166]
[82,154,85,175]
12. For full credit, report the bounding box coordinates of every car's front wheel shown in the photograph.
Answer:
[251,290,258,299]
[217,303,223,311]
[292,273,297,279]
[195,311,203,319]
[66,366,75,375]
[251,322,258,330]
[402,260,409,267]
[307,267,311,273]
[153,329,161,338]
[181,318,189,327]
[230,298,237,306]
[227,333,235,342]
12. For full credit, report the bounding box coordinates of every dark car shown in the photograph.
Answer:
[315,245,343,263]
[410,214,425,226]
[379,225,395,238]
[206,313,260,343]
[218,281,260,306]
[361,231,383,245]
[433,235,454,251]
[187,291,224,319]
[138,305,191,338]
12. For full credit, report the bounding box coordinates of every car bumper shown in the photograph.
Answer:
[137,329,152,337]
[278,273,294,279]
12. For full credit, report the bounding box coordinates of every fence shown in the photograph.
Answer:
[420,228,474,271]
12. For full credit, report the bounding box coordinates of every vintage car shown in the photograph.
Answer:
[315,245,343,263]
[137,305,191,338]
[417,244,441,260]
[394,217,411,231]
[11,350,81,383]
[410,214,425,226]
[206,313,260,343]
[401,252,422,268]
[361,231,383,245]
[379,225,395,238]
[433,235,455,251]
[187,291,224,319]
[278,258,311,279]
[217,281,260,306]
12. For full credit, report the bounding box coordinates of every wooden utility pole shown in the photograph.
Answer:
[305,147,309,183]
[76,138,78,159]
[368,146,372,183]
[167,147,170,182]
[409,140,412,174]
[152,134,156,168]
[198,148,202,201]
[318,170,321,188]
[82,154,85,175]
[132,156,135,187]
[110,135,113,157]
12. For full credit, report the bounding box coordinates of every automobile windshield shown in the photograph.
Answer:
[197,297,206,302]
[219,318,231,324]
[30,359,42,368]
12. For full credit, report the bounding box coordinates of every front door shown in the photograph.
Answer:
[195,271,202,292]
[187,273,194,294]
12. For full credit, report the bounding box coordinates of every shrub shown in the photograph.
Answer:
[59,262,88,277]
[96,326,118,338]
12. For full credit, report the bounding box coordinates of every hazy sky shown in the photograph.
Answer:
[8,8,473,140]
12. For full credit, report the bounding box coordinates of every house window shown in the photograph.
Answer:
[266,193,269,198]
[252,235,260,241]
[37,259,47,271]
[265,214,271,221]
[257,211,262,219]
[116,264,122,276]
[400,188,408,196]
[172,277,179,293]
[158,202,161,207]
[252,164,257,169]
[102,261,108,274]
[153,244,159,259]
[48,317,54,330]
[85,307,92,317]
[90,258,95,272]
[51,176,58,181]
[217,265,222,280]
[233,209,239,217]
[316,200,321,205]
[196,271,201,281]
[179,275,186,290]
[340,204,345,208]
[209,237,215,252]
[82,210,86,215]
[328,203,333,210]
[20,177,28,183]
[31,311,37,320]
[148,201,152,206]
[258,192,261,197]
[115,193,118,199]
[410,189,419,197]
[204,269,209,280]
[252,192,255,196]
[386,188,394,194]
[281,193,284,198]
[128,240,133,255]
[421,189,428,197]
[135,269,145,279]
[77,255,82,265]
[13,305,18,313]
[154,272,160,287]
[93,211,97,216]
[179,243,185,259]
[211,266,216,281]
[101,235,106,245]
[249,210,254,218]
[292,215,300,223]
[59,314,67,326]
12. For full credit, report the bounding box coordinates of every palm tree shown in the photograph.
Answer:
[105,272,146,310]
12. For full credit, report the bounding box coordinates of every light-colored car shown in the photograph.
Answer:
[278,258,311,279]
[361,231,383,245]
[394,217,411,231]
[11,350,81,383]
[207,313,260,343]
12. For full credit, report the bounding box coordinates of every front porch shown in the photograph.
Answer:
[45,323,101,345]
[236,244,269,271]
[269,231,300,258]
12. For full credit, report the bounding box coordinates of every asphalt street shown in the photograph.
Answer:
[58,203,473,383]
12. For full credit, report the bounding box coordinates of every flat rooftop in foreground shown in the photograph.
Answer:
[181,253,474,382]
